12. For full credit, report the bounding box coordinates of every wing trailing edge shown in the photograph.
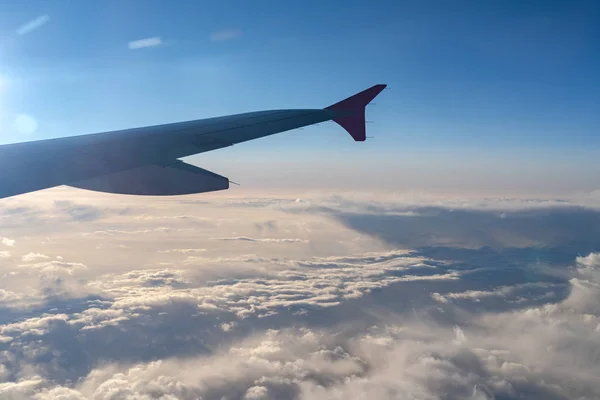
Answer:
[326,84,387,141]
[68,161,229,196]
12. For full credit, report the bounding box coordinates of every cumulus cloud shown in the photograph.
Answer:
[1,190,600,399]
[128,36,162,49]
[1,237,15,247]
[16,15,49,35]
[576,252,600,268]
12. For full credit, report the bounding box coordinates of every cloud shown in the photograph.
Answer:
[287,196,600,251]
[3,275,600,400]
[210,236,309,243]
[53,200,130,222]
[135,214,218,224]
[210,29,243,42]
[2,190,600,398]
[576,252,600,268]
[128,37,162,49]
[81,227,174,236]
[21,253,50,262]
[16,15,50,35]
[1,237,15,247]
[157,248,207,254]
[18,260,87,274]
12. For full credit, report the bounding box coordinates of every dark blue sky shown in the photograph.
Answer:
[0,0,598,193]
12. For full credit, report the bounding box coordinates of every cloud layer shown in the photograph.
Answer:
[1,189,600,399]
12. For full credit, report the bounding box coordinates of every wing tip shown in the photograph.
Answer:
[326,84,387,141]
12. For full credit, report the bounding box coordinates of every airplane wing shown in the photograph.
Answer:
[0,84,386,199]
[70,161,229,196]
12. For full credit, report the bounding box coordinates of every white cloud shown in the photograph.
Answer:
[136,214,218,224]
[210,29,243,42]
[244,385,269,399]
[576,252,600,268]
[157,248,207,254]
[76,250,446,323]
[433,282,561,304]
[210,236,309,243]
[1,190,600,398]
[18,260,87,274]
[4,284,600,400]
[128,36,162,49]
[16,15,49,35]
[81,227,175,236]
[22,252,50,262]
[1,237,15,247]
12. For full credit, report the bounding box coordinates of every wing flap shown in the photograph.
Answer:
[68,161,229,196]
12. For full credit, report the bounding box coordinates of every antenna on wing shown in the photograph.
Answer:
[229,180,240,186]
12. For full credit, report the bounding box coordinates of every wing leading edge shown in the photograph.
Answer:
[0,84,386,199]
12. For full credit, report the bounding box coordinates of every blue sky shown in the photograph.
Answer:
[0,0,598,194]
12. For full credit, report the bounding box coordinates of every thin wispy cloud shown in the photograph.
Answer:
[210,29,243,42]
[21,252,50,262]
[210,236,308,243]
[128,36,162,50]
[16,15,50,35]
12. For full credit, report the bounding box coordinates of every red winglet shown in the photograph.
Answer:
[325,84,387,141]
